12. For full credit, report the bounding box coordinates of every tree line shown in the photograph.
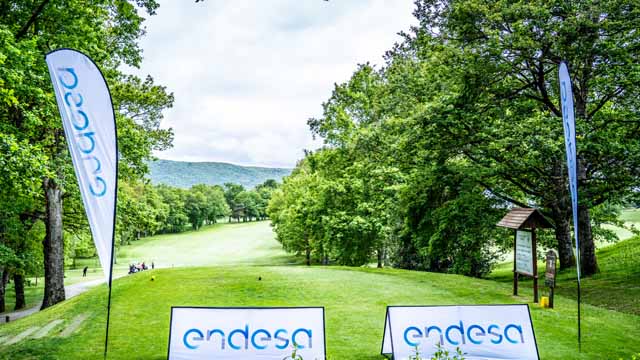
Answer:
[0,0,173,311]
[118,179,278,241]
[0,176,277,313]
[268,0,640,277]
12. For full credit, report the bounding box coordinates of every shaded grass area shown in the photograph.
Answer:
[0,270,103,316]
[0,266,638,359]
[1,280,42,315]
[489,236,640,315]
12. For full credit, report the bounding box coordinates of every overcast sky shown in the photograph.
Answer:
[131,0,416,168]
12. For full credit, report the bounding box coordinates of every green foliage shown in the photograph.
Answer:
[618,353,640,360]
[398,162,503,276]
[282,343,304,360]
[155,184,189,233]
[110,180,268,240]
[430,343,465,360]
[117,181,166,243]
[408,343,466,360]
[272,62,505,275]
[0,0,175,307]
[271,0,640,277]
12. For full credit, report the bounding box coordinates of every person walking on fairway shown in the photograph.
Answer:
[82,266,88,277]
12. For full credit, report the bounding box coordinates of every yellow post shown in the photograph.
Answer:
[540,296,549,308]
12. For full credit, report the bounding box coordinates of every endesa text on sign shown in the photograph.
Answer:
[381,305,539,360]
[167,307,326,360]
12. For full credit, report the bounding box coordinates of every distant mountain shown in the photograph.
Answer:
[147,159,292,189]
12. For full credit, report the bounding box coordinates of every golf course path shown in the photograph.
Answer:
[0,276,121,325]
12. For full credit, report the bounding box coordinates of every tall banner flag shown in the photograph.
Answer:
[45,48,117,282]
[46,48,118,357]
[559,61,581,347]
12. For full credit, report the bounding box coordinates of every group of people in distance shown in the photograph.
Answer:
[128,261,154,274]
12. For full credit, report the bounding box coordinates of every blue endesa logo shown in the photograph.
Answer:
[56,67,107,198]
[183,325,312,351]
[403,321,525,347]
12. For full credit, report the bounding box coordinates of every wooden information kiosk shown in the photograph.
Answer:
[497,207,553,303]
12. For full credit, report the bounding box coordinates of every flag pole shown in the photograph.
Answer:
[559,61,581,351]
[88,53,119,360]
[104,194,117,360]
[104,260,114,359]
[103,68,119,360]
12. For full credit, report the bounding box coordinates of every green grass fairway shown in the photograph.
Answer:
[620,208,640,223]
[0,266,639,359]
[115,221,297,270]
[602,208,640,241]
[1,221,639,359]
[2,221,294,316]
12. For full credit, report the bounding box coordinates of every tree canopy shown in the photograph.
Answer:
[269,0,640,277]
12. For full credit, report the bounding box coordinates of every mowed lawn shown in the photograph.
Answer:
[0,221,638,359]
[115,221,298,270]
[0,266,639,359]
[1,221,295,315]
[601,208,640,241]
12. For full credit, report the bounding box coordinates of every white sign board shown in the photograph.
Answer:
[168,307,326,360]
[515,230,534,275]
[381,305,539,360]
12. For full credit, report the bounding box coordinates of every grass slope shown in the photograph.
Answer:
[148,159,292,189]
[0,266,638,359]
[489,235,640,316]
[1,221,294,316]
[601,208,640,241]
[1,222,639,359]
[116,221,297,269]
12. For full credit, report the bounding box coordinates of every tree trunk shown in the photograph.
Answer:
[377,247,383,268]
[576,157,598,276]
[305,234,311,267]
[0,269,8,313]
[13,273,25,310]
[549,160,575,269]
[550,203,575,269]
[578,205,599,276]
[42,177,65,309]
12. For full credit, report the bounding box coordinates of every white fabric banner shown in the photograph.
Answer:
[168,307,326,360]
[559,62,580,280]
[46,49,117,282]
[382,305,539,360]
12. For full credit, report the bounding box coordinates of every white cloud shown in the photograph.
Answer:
[130,0,416,167]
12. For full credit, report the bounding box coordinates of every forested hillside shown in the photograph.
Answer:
[148,159,291,189]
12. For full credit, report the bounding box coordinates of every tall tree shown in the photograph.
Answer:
[0,0,173,308]
[388,0,640,275]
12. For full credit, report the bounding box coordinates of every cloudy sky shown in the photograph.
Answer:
[131,0,416,168]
